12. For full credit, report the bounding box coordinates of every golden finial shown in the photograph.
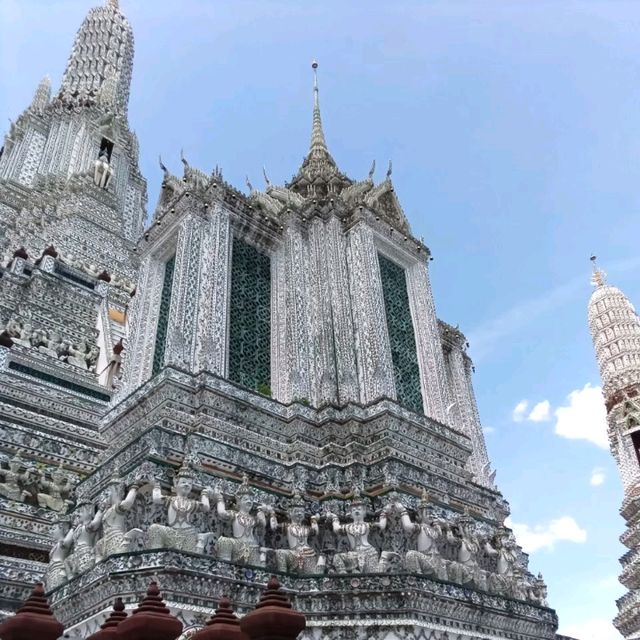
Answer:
[590,255,606,287]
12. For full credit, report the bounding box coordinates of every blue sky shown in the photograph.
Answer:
[2,1,640,637]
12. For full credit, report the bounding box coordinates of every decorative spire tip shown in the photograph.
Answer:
[590,255,606,288]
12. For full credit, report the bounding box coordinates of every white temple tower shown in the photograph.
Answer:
[588,260,640,638]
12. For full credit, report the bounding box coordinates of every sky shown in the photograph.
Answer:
[2,1,640,637]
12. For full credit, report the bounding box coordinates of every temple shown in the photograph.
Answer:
[588,258,640,639]
[0,2,562,639]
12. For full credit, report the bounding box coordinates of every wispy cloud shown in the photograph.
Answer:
[512,385,608,448]
[511,398,551,423]
[506,515,587,553]
[560,617,620,640]
[467,256,640,361]
[512,399,529,422]
[590,467,606,486]
[555,384,608,449]
[529,400,551,422]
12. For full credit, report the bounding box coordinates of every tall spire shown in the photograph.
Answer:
[288,61,351,196]
[30,76,51,115]
[309,61,329,159]
[58,0,134,114]
[588,259,640,400]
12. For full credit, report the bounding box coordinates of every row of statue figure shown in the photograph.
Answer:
[44,463,547,608]
[0,453,74,512]
[2,318,99,371]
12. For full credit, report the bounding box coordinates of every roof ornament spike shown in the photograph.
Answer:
[246,175,254,193]
[158,155,168,176]
[386,160,393,179]
[309,60,329,158]
[368,160,376,181]
[590,254,606,288]
[262,166,272,188]
[106,0,119,9]
[180,148,189,169]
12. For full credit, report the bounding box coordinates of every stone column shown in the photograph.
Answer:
[164,216,201,370]
[117,582,183,640]
[347,223,395,404]
[194,204,231,375]
[325,216,359,404]
[119,253,165,392]
[273,222,312,404]
[307,218,339,405]
[463,356,492,481]
[445,343,490,482]
[192,596,249,640]
[86,597,127,639]
[240,577,306,640]
[0,583,64,640]
[405,260,449,423]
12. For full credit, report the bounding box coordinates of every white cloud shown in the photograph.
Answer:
[528,400,551,423]
[505,515,587,554]
[560,617,621,640]
[554,384,608,449]
[512,400,528,422]
[482,426,496,435]
[512,399,551,423]
[590,467,606,486]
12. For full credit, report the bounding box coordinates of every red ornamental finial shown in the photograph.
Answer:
[117,582,183,640]
[42,245,58,259]
[0,583,64,640]
[240,577,306,640]
[86,597,128,639]
[113,337,125,355]
[12,247,28,260]
[97,269,111,282]
[192,596,249,640]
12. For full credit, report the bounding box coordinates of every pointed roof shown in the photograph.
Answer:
[58,0,134,114]
[308,61,330,161]
[287,62,351,196]
[587,257,640,401]
[30,76,51,115]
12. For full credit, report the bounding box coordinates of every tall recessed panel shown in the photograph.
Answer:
[378,253,423,413]
[152,254,176,376]
[228,236,271,392]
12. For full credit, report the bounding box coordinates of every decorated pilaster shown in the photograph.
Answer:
[441,321,493,486]
[348,223,396,402]
[323,216,360,404]
[119,253,167,392]
[275,219,312,403]
[406,260,450,422]
[196,203,232,375]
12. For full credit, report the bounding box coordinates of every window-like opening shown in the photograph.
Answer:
[99,137,114,162]
[152,255,176,376]
[378,253,423,414]
[631,430,640,466]
[228,236,271,394]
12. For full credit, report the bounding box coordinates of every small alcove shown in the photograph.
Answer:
[99,137,114,162]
